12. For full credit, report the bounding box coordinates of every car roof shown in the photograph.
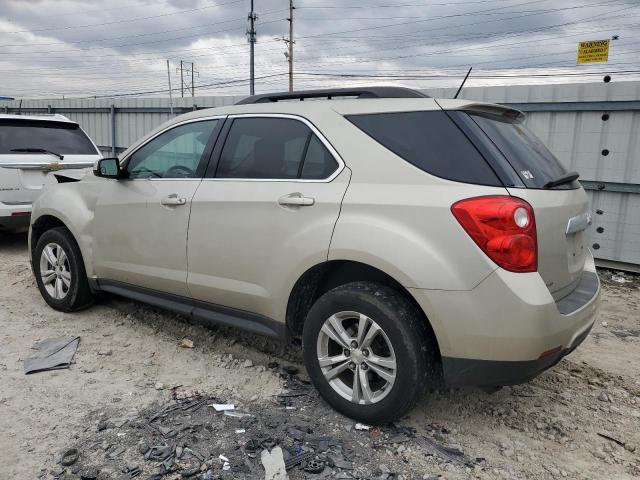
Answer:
[0,113,75,124]
[162,97,512,124]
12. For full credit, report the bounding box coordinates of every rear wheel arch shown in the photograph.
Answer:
[285,260,442,359]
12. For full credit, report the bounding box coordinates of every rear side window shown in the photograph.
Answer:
[468,113,578,189]
[301,135,338,179]
[216,117,339,180]
[0,119,97,155]
[346,111,501,186]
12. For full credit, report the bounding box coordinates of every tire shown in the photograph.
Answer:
[33,227,94,312]
[302,281,437,424]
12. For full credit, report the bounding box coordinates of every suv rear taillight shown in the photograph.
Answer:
[451,196,537,273]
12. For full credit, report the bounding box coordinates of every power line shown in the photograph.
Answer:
[1,0,246,35]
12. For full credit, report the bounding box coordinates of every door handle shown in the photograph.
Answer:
[160,194,187,206]
[278,193,315,207]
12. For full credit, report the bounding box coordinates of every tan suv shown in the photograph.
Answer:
[29,87,600,423]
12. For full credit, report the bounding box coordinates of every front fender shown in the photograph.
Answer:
[30,178,104,277]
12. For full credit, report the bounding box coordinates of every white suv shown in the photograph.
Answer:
[29,88,600,422]
[0,114,100,231]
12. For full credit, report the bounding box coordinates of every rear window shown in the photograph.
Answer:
[468,112,578,189]
[0,120,98,155]
[346,111,501,186]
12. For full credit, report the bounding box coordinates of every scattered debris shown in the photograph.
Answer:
[24,336,80,374]
[597,432,628,449]
[611,275,630,284]
[355,423,372,431]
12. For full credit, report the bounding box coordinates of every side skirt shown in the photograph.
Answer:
[94,279,287,340]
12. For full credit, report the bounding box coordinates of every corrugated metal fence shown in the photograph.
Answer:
[2,81,639,270]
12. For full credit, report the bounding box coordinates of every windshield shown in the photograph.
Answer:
[0,120,98,155]
[468,112,579,190]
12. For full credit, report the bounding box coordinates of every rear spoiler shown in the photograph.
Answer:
[456,103,525,123]
[0,160,95,171]
[435,100,526,123]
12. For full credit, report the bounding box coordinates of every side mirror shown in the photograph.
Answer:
[94,157,121,179]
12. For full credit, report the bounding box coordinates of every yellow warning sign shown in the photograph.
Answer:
[577,39,610,64]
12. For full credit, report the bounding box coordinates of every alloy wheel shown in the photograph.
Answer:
[39,242,71,300]
[316,311,397,405]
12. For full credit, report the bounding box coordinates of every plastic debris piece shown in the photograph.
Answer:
[179,338,194,348]
[236,428,246,434]
[355,423,371,431]
[210,404,234,411]
[24,336,80,374]
[284,451,314,471]
[303,458,325,474]
[224,410,252,418]
[261,447,289,480]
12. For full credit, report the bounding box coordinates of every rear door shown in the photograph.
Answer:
[461,110,590,299]
[187,114,350,320]
[93,118,222,296]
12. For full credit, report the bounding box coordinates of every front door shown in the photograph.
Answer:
[93,118,222,296]
[187,115,350,321]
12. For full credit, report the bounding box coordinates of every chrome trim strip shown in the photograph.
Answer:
[0,161,95,171]
[566,211,592,235]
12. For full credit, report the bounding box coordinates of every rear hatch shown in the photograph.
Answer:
[448,105,590,300]
[0,118,99,202]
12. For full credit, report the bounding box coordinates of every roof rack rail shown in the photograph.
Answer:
[235,86,429,105]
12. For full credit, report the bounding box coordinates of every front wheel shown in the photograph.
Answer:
[33,227,93,312]
[302,282,438,424]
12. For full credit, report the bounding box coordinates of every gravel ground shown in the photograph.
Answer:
[1,231,639,480]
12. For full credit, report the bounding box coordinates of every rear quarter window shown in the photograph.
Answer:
[0,120,97,155]
[346,110,501,186]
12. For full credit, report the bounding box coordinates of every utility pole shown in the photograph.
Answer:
[177,61,198,98]
[180,60,184,98]
[191,62,195,97]
[247,0,257,95]
[166,60,174,115]
[287,0,294,92]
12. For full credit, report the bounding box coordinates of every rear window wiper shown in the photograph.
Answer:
[543,171,579,189]
[10,148,64,160]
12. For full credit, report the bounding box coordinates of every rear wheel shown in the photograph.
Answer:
[34,227,93,312]
[302,281,437,424]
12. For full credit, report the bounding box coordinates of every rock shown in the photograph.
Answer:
[179,338,194,348]
[98,349,112,356]
[243,359,254,368]
[597,391,610,402]
[283,365,298,375]
[625,443,636,453]
[155,382,164,390]
[592,450,607,460]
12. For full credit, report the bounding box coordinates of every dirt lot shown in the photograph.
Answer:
[1,231,639,480]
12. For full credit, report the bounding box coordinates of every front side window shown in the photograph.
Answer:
[216,117,339,180]
[0,119,98,155]
[126,119,218,179]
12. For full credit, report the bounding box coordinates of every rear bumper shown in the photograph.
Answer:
[0,202,32,230]
[441,319,593,386]
[409,251,600,387]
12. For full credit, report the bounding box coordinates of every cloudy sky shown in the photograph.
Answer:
[0,0,638,99]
